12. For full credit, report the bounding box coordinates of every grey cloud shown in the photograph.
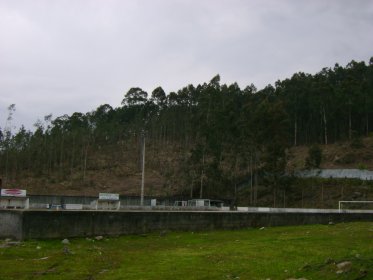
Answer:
[0,0,372,130]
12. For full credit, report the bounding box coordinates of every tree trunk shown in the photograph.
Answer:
[59,135,64,178]
[349,104,352,140]
[366,113,369,136]
[322,106,328,145]
[5,148,9,184]
[254,154,258,206]
[234,183,237,203]
[234,157,238,203]
[190,178,194,198]
[294,117,297,146]
[200,151,205,199]
[199,171,204,199]
[70,134,75,178]
[83,142,89,181]
[250,155,253,205]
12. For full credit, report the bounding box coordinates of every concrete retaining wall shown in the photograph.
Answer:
[0,211,23,240]
[1,210,372,240]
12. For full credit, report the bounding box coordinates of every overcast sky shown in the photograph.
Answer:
[1,0,373,130]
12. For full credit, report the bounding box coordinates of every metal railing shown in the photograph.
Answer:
[338,200,373,213]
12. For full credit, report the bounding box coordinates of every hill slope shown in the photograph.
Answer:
[1,137,373,209]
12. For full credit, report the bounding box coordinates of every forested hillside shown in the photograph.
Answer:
[1,58,373,201]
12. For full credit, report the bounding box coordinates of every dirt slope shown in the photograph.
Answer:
[3,137,373,201]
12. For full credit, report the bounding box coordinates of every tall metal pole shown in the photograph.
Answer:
[140,133,145,206]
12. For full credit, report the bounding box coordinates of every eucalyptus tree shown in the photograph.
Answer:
[89,104,114,145]
[121,87,151,134]
[276,72,313,146]
[151,86,167,107]
[2,104,16,182]
[122,87,148,106]
[51,114,70,177]
[366,58,373,135]
[312,68,334,144]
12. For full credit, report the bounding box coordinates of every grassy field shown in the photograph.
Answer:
[0,222,372,280]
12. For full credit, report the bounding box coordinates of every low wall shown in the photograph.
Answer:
[1,210,372,240]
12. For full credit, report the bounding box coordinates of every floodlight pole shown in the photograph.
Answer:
[140,132,146,206]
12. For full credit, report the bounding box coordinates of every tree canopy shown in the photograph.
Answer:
[1,58,373,199]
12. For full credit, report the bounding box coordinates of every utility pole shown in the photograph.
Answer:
[140,131,145,206]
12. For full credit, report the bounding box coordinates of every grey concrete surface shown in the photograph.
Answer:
[296,168,373,180]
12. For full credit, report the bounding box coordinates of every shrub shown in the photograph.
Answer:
[357,163,367,170]
[305,144,322,169]
[350,131,364,148]
[339,153,356,164]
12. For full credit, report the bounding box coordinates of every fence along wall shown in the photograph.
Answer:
[0,210,372,240]
[28,195,178,208]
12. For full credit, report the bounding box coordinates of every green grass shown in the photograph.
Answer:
[0,222,372,280]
